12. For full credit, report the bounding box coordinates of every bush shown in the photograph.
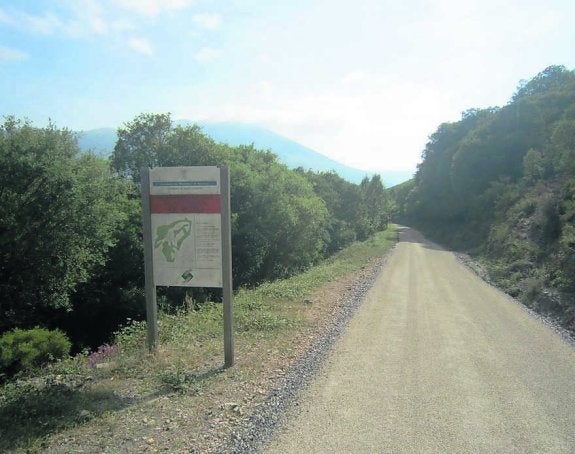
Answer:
[0,328,71,377]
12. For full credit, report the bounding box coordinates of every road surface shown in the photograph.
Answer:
[265,227,575,453]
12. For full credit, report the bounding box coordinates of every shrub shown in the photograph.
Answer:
[554,223,575,291]
[0,328,71,377]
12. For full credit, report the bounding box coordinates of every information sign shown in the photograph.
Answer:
[141,166,234,367]
[149,166,222,287]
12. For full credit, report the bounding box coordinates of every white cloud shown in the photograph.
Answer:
[110,18,135,33]
[178,72,460,171]
[20,11,63,34]
[341,70,369,85]
[128,36,153,55]
[64,0,108,36]
[194,47,220,62]
[0,45,28,62]
[192,13,221,30]
[0,0,193,42]
[0,1,108,37]
[175,71,463,171]
[253,80,274,100]
[116,0,194,17]
[0,7,15,25]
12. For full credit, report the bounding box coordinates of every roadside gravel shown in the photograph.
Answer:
[218,253,392,453]
[455,252,575,348]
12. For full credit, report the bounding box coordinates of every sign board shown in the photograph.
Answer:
[149,166,222,287]
[141,166,234,367]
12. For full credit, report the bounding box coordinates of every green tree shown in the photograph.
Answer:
[229,149,329,284]
[302,171,362,254]
[523,148,545,182]
[111,113,223,182]
[111,114,330,287]
[513,65,575,100]
[361,174,389,231]
[111,113,173,182]
[550,118,575,175]
[0,118,129,333]
[63,184,146,350]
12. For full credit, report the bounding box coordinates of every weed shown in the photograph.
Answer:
[87,344,120,369]
[114,319,147,354]
[235,310,293,333]
[47,350,90,377]
[160,362,194,394]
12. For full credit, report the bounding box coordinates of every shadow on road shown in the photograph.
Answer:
[394,225,445,251]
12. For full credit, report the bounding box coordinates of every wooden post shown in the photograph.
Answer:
[220,166,234,368]
[140,168,158,352]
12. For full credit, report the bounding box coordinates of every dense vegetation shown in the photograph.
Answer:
[0,113,392,360]
[393,65,575,330]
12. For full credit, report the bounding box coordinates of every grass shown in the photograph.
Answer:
[0,379,132,451]
[0,227,396,452]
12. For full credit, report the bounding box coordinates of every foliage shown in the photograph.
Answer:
[0,118,130,333]
[62,186,146,351]
[0,328,71,377]
[393,64,575,328]
[0,111,391,354]
[554,223,575,292]
[112,113,219,183]
[301,170,392,253]
[229,152,330,284]
[110,113,393,288]
[87,344,120,369]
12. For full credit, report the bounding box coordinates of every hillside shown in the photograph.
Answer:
[77,122,413,186]
[393,65,575,332]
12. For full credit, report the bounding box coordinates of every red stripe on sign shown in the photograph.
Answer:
[150,194,221,214]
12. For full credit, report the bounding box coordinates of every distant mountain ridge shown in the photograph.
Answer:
[77,121,413,186]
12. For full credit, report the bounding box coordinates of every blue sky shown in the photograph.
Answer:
[1,0,574,173]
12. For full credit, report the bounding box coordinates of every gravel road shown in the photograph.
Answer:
[264,226,575,453]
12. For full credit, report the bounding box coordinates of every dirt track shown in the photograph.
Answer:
[264,226,575,453]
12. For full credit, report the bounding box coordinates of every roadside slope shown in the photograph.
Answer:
[265,226,575,453]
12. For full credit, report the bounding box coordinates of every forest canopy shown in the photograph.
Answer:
[0,114,392,351]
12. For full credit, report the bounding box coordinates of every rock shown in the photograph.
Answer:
[223,402,243,416]
[78,409,91,422]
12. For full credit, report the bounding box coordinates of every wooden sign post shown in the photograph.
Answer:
[141,166,234,367]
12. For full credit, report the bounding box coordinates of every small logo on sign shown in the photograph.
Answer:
[181,270,194,282]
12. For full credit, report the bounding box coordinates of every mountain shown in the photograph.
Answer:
[77,122,413,186]
[76,128,117,154]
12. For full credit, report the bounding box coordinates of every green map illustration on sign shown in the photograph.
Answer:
[154,218,192,262]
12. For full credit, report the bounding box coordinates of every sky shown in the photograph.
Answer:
[1,0,574,173]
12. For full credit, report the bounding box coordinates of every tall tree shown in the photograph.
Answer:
[0,118,129,333]
[111,113,173,182]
